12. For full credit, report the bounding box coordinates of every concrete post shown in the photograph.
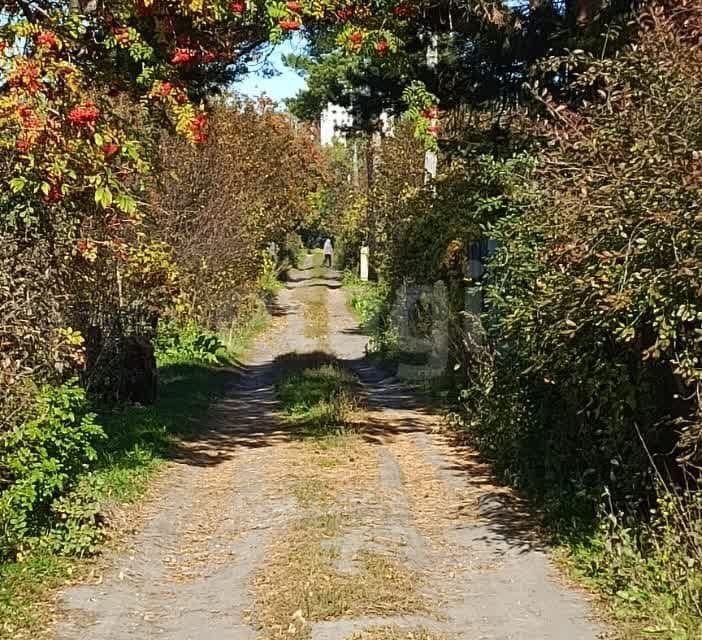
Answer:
[360,246,369,281]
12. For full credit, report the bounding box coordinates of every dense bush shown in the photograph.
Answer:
[463,2,702,519]
[328,3,702,634]
[0,382,103,560]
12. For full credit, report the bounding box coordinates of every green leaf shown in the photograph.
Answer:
[116,194,137,215]
[94,186,113,208]
[9,177,27,193]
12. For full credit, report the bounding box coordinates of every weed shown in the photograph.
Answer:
[342,272,398,360]
[567,483,702,639]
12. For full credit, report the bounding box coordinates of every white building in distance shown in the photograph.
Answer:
[320,102,353,145]
[320,102,394,146]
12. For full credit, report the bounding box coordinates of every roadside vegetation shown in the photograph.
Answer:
[3,1,702,638]
[0,314,268,639]
[1,35,321,633]
[319,4,702,637]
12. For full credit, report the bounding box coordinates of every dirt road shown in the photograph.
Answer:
[54,260,606,640]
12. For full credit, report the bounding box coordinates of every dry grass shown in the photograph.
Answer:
[255,374,429,640]
[345,627,452,640]
[382,430,477,541]
[252,508,429,640]
[302,286,329,342]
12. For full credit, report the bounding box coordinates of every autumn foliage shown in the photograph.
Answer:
[153,99,325,328]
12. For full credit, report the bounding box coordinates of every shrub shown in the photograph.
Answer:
[0,382,104,559]
[342,272,399,357]
[280,231,307,269]
[154,321,228,366]
[259,249,283,299]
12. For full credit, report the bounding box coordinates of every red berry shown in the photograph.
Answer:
[393,3,416,17]
[36,31,57,49]
[229,1,247,13]
[113,27,131,45]
[171,48,193,64]
[287,1,302,11]
[375,40,389,54]
[102,143,119,158]
[68,101,100,127]
[44,184,63,203]
[279,19,302,30]
[15,138,32,152]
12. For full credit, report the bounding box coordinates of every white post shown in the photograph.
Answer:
[360,246,369,281]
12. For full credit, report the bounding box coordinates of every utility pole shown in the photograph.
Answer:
[352,139,360,188]
[424,32,438,184]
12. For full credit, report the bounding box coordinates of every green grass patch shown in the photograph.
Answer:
[0,551,73,639]
[277,364,359,439]
[220,300,271,358]
[561,485,702,640]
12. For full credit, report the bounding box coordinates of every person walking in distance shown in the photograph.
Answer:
[323,237,333,268]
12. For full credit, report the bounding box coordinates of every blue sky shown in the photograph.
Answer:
[232,35,308,105]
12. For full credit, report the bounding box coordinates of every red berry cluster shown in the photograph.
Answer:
[36,31,58,49]
[68,101,100,127]
[190,112,208,144]
[375,39,389,54]
[102,143,120,158]
[112,27,131,46]
[44,183,63,203]
[279,19,302,30]
[171,48,194,64]
[336,6,355,21]
[392,3,416,18]
[9,61,41,94]
[171,48,219,65]
[421,106,440,137]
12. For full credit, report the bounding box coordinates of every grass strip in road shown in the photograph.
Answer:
[256,363,430,640]
[345,628,452,640]
[277,363,361,439]
[302,285,330,342]
[254,513,427,640]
